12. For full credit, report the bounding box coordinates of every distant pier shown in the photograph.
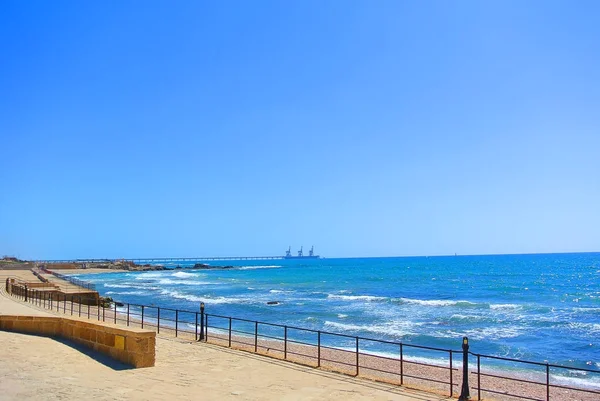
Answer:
[35,256,287,264]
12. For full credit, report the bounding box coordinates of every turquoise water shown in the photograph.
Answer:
[73,253,600,384]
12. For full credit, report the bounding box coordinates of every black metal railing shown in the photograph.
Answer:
[38,266,96,290]
[6,280,600,401]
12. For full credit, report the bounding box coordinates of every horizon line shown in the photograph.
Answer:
[9,249,600,262]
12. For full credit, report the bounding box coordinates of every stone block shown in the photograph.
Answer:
[125,336,148,353]
[141,353,155,368]
[1,321,14,330]
[115,335,125,350]
[96,330,105,345]
[97,344,110,355]
[15,320,34,333]
[40,322,57,335]
[104,333,115,347]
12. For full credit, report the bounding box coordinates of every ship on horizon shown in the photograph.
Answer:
[284,246,320,259]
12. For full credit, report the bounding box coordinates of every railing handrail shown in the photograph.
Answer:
[471,351,600,374]
[38,266,96,290]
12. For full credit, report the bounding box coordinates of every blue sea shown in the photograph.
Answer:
[72,253,600,386]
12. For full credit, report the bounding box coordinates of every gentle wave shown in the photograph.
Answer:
[269,289,293,294]
[171,271,197,278]
[327,294,386,302]
[135,272,163,279]
[324,321,415,337]
[490,304,521,310]
[159,289,244,305]
[104,283,136,289]
[157,279,216,286]
[237,265,282,270]
[398,297,473,307]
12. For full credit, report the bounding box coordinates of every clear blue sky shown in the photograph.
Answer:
[1,1,599,259]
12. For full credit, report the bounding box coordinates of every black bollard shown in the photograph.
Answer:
[459,337,471,400]
[199,302,205,341]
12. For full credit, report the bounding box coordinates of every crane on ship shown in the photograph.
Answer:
[284,246,320,259]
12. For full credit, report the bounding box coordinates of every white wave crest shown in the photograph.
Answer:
[135,272,163,280]
[158,289,243,305]
[550,373,600,390]
[237,265,281,270]
[337,314,348,319]
[104,283,135,289]
[324,321,414,337]
[327,294,386,302]
[399,297,467,307]
[114,291,146,296]
[490,304,521,310]
[464,326,524,340]
[171,271,196,278]
[269,289,293,294]
[450,314,480,320]
[157,278,216,286]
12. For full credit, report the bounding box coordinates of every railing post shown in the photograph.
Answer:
[87,303,90,319]
[355,337,359,376]
[284,326,288,359]
[24,286,28,302]
[102,304,105,322]
[255,321,258,352]
[114,303,117,324]
[459,337,470,401]
[157,307,161,334]
[477,354,481,400]
[204,314,208,341]
[228,317,232,347]
[195,312,198,341]
[175,310,179,337]
[141,305,145,329]
[127,303,130,326]
[97,302,100,321]
[400,343,404,385]
[78,296,81,317]
[546,364,550,401]
[199,303,205,341]
[450,351,453,397]
[63,294,66,314]
[71,297,73,315]
[317,331,321,367]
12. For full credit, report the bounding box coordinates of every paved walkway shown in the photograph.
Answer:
[0,285,52,316]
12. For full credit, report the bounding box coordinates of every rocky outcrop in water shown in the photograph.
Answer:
[191,263,235,270]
